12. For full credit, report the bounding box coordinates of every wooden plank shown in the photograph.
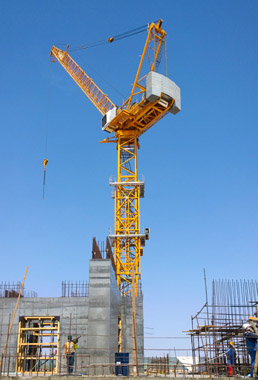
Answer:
[17,356,57,360]
[22,316,56,320]
[19,342,58,346]
[20,327,58,331]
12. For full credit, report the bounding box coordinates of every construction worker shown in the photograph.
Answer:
[243,323,258,377]
[64,335,77,374]
[226,341,236,376]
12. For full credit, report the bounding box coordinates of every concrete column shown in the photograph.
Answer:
[87,259,121,374]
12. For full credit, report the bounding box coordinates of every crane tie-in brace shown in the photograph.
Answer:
[42,159,48,200]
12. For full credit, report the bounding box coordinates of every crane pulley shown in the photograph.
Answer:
[50,20,181,296]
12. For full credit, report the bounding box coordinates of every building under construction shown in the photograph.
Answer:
[0,238,144,376]
[188,279,258,376]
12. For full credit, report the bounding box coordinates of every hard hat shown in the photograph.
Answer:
[229,341,234,346]
[243,323,251,330]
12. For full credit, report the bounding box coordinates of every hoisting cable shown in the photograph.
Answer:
[106,23,152,43]
[42,159,48,200]
[67,21,158,52]
[42,60,53,200]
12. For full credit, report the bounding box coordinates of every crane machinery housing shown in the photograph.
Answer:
[50,19,181,297]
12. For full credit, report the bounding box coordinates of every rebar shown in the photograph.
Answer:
[189,279,258,376]
[0,282,37,298]
[61,280,88,297]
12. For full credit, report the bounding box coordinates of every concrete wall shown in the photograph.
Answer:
[87,259,144,374]
[0,297,89,373]
[0,259,144,375]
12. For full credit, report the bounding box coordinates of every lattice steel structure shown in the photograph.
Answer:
[50,20,180,296]
[109,137,144,295]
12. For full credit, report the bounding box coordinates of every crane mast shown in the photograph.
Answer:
[50,20,181,296]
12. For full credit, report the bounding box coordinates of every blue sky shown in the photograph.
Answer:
[0,0,258,354]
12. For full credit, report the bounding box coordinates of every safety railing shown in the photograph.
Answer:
[0,353,253,377]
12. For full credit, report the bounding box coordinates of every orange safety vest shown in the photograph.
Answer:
[65,341,75,354]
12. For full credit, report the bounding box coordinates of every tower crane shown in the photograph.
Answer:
[50,19,181,296]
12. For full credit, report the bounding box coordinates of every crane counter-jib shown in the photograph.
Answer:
[102,71,181,135]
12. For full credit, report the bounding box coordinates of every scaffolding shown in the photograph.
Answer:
[16,316,60,374]
[188,279,258,376]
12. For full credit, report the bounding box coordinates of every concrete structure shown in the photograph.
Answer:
[0,258,144,375]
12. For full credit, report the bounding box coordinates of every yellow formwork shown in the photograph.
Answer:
[16,316,60,374]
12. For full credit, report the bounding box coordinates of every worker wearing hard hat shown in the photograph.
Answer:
[64,336,77,374]
[226,341,236,377]
[243,323,258,377]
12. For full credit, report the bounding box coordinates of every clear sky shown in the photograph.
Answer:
[0,0,257,354]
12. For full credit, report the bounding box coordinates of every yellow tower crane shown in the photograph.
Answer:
[50,19,181,296]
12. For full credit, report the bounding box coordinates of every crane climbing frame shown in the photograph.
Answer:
[50,19,181,296]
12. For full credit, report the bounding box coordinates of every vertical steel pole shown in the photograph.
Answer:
[0,266,28,369]
[132,267,138,376]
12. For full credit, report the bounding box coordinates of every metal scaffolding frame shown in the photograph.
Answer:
[16,316,60,374]
[188,279,258,376]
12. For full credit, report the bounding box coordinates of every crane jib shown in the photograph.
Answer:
[50,46,115,115]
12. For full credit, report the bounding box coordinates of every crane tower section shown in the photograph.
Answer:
[50,20,181,296]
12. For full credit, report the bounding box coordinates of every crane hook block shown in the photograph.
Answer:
[107,37,114,43]
[43,158,48,168]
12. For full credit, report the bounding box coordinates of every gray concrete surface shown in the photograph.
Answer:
[87,259,121,374]
[0,259,144,376]
[0,297,89,372]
